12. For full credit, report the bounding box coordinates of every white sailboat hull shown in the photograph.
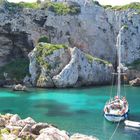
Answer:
[124,120,140,128]
[104,112,128,122]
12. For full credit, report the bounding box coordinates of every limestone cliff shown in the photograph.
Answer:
[0,1,140,86]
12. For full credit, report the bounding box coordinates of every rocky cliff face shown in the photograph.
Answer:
[0,1,140,87]
[106,10,140,64]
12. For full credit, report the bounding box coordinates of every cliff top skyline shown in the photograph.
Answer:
[6,0,140,6]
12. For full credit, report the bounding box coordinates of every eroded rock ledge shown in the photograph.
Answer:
[0,113,99,140]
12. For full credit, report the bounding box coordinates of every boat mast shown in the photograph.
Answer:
[117,18,122,98]
[117,32,121,98]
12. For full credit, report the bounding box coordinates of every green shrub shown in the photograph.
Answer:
[0,58,29,81]
[103,5,112,9]
[122,24,129,30]
[85,53,111,65]
[36,43,67,69]
[4,2,22,12]
[38,36,50,43]
[4,1,40,12]
[127,59,140,70]
[18,2,40,9]
[48,2,70,15]
[42,2,81,15]
[110,2,140,11]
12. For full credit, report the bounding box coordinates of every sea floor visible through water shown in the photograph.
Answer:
[0,86,140,140]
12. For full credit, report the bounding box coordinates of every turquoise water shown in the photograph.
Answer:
[0,86,140,140]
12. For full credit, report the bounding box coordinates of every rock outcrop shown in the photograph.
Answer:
[12,84,27,91]
[29,43,113,87]
[129,77,140,86]
[0,113,99,140]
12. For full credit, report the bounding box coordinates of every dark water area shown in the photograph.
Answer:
[0,86,140,140]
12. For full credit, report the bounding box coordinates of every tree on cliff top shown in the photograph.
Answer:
[0,0,7,4]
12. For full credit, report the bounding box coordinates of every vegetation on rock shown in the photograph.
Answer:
[122,24,129,30]
[102,5,112,9]
[36,43,67,69]
[127,59,140,70]
[85,53,111,65]
[38,36,50,43]
[41,1,81,15]
[0,0,80,15]
[17,2,40,9]
[104,2,140,11]
[4,2,39,13]
[0,58,29,81]
[0,0,40,12]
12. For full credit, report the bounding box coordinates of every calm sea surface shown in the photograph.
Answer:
[0,86,140,140]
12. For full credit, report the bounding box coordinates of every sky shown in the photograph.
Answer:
[7,0,140,6]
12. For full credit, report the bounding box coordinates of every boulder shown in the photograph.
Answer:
[9,114,21,125]
[13,84,27,91]
[70,133,99,140]
[126,69,140,81]
[0,117,6,127]
[17,117,36,127]
[31,122,49,135]
[1,134,18,140]
[36,127,69,140]
[18,131,37,140]
[20,124,32,133]
[23,117,36,124]
[0,113,99,140]
[6,125,22,132]
[1,113,13,121]
[129,78,140,86]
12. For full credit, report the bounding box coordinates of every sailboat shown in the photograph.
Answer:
[103,26,129,122]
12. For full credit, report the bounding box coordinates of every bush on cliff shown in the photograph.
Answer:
[18,2,40,9]
[109,2,140,11]
[41,1,81,15]
[127,59,140,70]
[85,53,111,65]
[36,43,67,69]
[0,58,29,81]
[3,1,40,12]
[38,36,50,43]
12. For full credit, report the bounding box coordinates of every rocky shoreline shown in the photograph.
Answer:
[0,113,99,140]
